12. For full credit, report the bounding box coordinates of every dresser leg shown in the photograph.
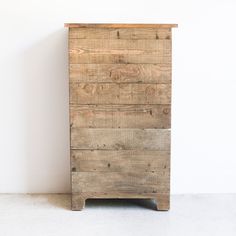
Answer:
[72,194,86,211]
[156,194,170,211]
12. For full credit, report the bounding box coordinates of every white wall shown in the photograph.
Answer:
[0,0,236,194]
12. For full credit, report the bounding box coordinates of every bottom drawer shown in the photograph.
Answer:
[71,150,170,194]
[71,149,170,210]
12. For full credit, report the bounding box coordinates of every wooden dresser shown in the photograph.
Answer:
[65,23,177,210]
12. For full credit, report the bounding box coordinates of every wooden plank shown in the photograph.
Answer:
[72,171,169,194]
[70,83,171,105]
[70,53,170,64]
[69,39,171,51]
[69,39,171,64]
[71,128,170,150]
[70,105,171,128]
[71,150,170,172]
[69,28,171,39]
[72,192,169,199]
[65,23,178,28]
[69,64,171,83]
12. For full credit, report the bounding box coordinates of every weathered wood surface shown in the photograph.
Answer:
[71,128,170,150]
[72,172,169,194]
[67,23,175,211]
[69,39,171,51]
[69,39,171,64]
[70,52,171,64]
[72,194,86,211]
[156,194,170,210]
[70,105,171,128]
[69,28,171,39]
[70,83,171,104]
[69,64,171,83]
[71,150,170,172]
[65,23,178,28]
[72,192,168,199]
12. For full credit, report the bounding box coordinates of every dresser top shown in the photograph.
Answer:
[64,23,178,28]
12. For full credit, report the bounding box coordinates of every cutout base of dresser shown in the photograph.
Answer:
[71,193,170,211]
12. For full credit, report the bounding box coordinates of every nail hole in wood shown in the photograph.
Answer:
[163,108,169,114]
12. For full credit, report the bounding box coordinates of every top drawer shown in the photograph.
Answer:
[69,28,171,64]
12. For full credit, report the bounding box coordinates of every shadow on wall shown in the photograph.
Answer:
[21,29,70,193]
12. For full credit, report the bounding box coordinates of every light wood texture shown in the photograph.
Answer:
[65,23,178,28]
[71,150,170,172]
[71,194,86,211]
[69,28,171,39]
[70,52,170,64]
[72,172,169,194]
[70,105,171,128]
[156,194,170,211]
[71,128,170,150]
[69,39,171,51]
[69,64,171,83]
[67,23,176,211]
[69,39,171,64]
[70,83,171,105]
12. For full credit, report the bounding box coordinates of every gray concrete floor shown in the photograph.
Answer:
[0,194,235,236]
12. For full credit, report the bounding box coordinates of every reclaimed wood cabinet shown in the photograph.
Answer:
[65,23,177,210]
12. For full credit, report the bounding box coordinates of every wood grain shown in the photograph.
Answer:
[69,39,171,51]
[70,105,171,128]
[70,83,171,105]
[72,172,169,194]
[71,150,170,172]
[67,23,175,210]
[70,53,171,64]
[69,28,171,39]
[69,39,171,64]
[71,128,170,150]
[72,192,168,199]
[69,64,171,83]
[65,23,178,28]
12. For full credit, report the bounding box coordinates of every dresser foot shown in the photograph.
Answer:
[155,194,170,211]
[72,194,86,211]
